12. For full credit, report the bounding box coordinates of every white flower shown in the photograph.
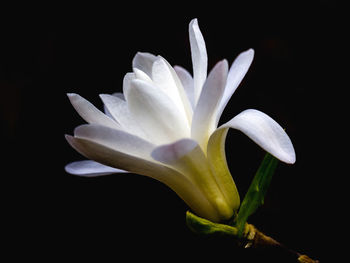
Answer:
[65,18,295,222]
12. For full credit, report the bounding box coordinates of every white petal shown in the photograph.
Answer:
[103,93,125,119]
[132,52,157,77]
[122,72,136,95]
[189,18,208,104]
[151,139,233,221]
[99,94,147,139]
[152,56,192,123]
[220,109,296,164]
[216,49,254,125]
[113,92,125,100]
[67,93,121,130]
[65,160,127,177]
[125,79,190,145]
[151,138,198,165]
[174,65,195,109]
[74,124,155,161]
[191,60,228,152]
[133,68,153,83]
[65,135,217,221]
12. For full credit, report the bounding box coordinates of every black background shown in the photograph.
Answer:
[1,1,344,262]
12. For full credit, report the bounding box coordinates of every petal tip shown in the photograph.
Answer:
[67,93,78,100]
[190,18,198,26]
[284,151,296,164]
[246,48,255,54]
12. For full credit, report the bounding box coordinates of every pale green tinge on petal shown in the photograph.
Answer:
[207,128,241,212]
[151,139,234,222]
[189,18,208,105]
[191,60,228,153]
[67,93,121,130]
[65,135,217,222]
[220,109,296,164]
[125,79,190,145]
[65,160,127,177]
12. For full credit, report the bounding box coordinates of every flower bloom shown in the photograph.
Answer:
[65,19,295,222]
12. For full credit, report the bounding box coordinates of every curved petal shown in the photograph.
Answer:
[103,93,125,119]
[65,135,218,222]
[99,94,147,139]
[151,139,233,221]
[207,128,240,212]
[189,18,208,104]
[125,79,190,145]
[122,72,136,95]
[74,124,155,161]
[132,52,157,77]
[174,65,195,109]
[67,93,121,130]
[65,160,127,177]
[133,67,153,83]
[219,109,296,164]
[191,60,228,152]
[152,56,192,123]
[216,49,254,126]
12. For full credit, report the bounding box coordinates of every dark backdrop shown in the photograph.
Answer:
[2,2,344,262]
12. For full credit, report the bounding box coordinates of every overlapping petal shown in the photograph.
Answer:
[152,56,192,123]
[65,160,127,177]
[215,49,255,126]
[207,128,240,212]
[67,93,121,130]
[132,52,157,77]
[174,65,195,109]
[73,124,155,161]
[191,60,228,152]
[99,94,146,139]
[65,134,217,221]
[125,79,190,145]
[151,139,232,221]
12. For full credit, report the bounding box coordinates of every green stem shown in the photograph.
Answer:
[186,211,319,263]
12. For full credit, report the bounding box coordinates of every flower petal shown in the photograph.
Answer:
[216,49,255,125]
[189,18,208,104]
[65,135,217,222]
[219,109,296,164]
[133,68,153,83]
[103,93,125,119]
[152,139,233,221]
[191,60,228,152]
[152,56,192,123]
[99,94,147,139]
[67,93,121,130]
[122,72,136,95]
[125,79,190,145]
[65,160,127,177]
[74,124,154,161]
[174,65,195,109]
[132,52,157,77]
[207,128,240,212]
